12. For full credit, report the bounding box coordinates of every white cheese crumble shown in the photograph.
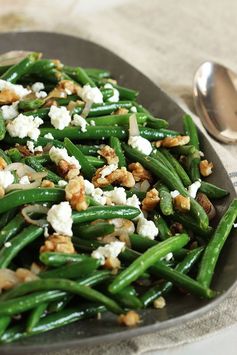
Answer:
[161,252,173,262]
[80,84,103,104]
[1,101,19,120]
[199,151,204,157]
[48,105,71,130]
[44,133,54,140]
[71,114,88,132]
[91,241,125,264]
[90,120,96,126]
[32,82,45,93]
[0,171,14,189]
[188,181,201,198]
[26,140,43,154]
[84,180,107,205]
[136,217,158,240]
[49,146,80,169]
[6,114,43,141]
[4,242,12,248]
[170,190,180,198]
[130,106,137,113]
[128,136,152,156]
[19,175,30,185]
[104,187,127,205]
[126,194,141,209]
[233,223,237,228]
[104,83,119,102]
[58,180,68,187]
[0,79,31,98]
[36,91,47,98]
[100,163,118,178]
[47,202,73,236]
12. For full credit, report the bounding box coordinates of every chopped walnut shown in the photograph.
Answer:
[128,162,153,182]
[0,89,20,104]
[66,168,80,181]
[103,257,121,272]
[113,107,129,115]
[30,262,43,275]
[199,160,213,177]
[67,99,84,112]
[154,140,162,148]
[47,80,81,100]
[0,157,7,170]
[92,167,135,188]
[98,145,119,165]
[15,144,31,156]
[118,311,141,327]
[41,180,55,188]
[40,234,76,254]
[142,188,160,211]
[0,186,5,199]
[196,192,216,220]
[44,99,58,108]
[153,296,166,309]
[65,176,88,211]
[57,159,78,179]
[15,268,38,283]
[0,269,20,291]
[158,135,190,148]
[170,222,184,235]
[173,195,190,212]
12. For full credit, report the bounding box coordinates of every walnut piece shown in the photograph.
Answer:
[57,159,79,179]
[199,160,213,177]
[173,195,190,212]
[92,167,135,188]
[98,145,119,165]
[41,180,55,188]
[142,188,160,211]
[40,234,76,254]
[65,176,88,211]
[103,257,121,272]
[128,162,152,182]
[0,89,20,104]
[113,107,129,115]
[196,192,216,220]
[118,311,141,327]
[0,157,7,170]
[158,135,190,148]
[153,296,166,309]
[15,268,38,283]
[0,186,5,199]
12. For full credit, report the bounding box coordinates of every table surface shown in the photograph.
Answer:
[0,1,237,354]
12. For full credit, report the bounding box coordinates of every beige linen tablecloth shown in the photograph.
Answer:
[0,1,237,353]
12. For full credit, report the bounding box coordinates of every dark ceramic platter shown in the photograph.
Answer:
[0,32,236,354]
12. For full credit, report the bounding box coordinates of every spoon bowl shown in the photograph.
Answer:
[193,61,237,143]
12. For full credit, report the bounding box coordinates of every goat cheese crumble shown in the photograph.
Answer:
[47,201,73,236]
[130,106,137,113]
[104,187,127,205]
[104,83,119,102]
[71,114,88,132]
[136,217,158,240]
[6,114,43,141]
[128,136,152,156]
[49,146,80,169]
[48,105,71,130]
[44,133,54,140]
[84,180,107,205]
[170,190,180,198]
[1,101,19,120]
[32,82,45,93]
[80,84,103,104]
[26,141,43,154]
[0,170,14,189]
[0,79,31,98]
[4,242,12,248]
[100,163,118,178]
[188,180,201,198]
[91,241,125,264]
[19,175,30,185]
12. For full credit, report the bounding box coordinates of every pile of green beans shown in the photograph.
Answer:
[0,52,235,345]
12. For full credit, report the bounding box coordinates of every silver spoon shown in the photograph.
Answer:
[193,61,237,144]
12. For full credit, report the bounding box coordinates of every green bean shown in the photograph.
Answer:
[151,150,183,186]
[24,156,61,184]
[173,212,213,237]
[24,107,50,119]
[39,252,91,267]
[106,83,138,101]
[125,189,146,200]
[186,151,201,182]
[0,212,25,248]
[161,149,192,187]
[88,113,148,126]
[26,302,48,332]
[72,205,140,224]
[132,102,169,129]
[28,59,56,75]
[73,222,114,240]
[170,145,196,155]
[0,148,12,164]
[76,144,100,156]
[64,137,95,180]
[18,98,45,111]
[0,225,43,268]
[85,68,111,79]
[109,284,142,309]
[6,148,23,162]
[109,136,126,168]
[197,198,237,288]
[0,304,105,344]
[123,144,209,230]
[0,112,6,140]
[1,52,40,83]
[156,182,174,216]
[199,181,229,199]
[0,278,123,314]
[86,155,105,168]
[0,208,17,230]
[141,247,204,306]
[72,101,133,117]
[47,295,72,313]
[74,66,96,87]
[0,188,64,214]
[40,259,101,279]
[108,234,189,294]
[152,212,173,240]
[0,316,11,337]
[0,64,11,75]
